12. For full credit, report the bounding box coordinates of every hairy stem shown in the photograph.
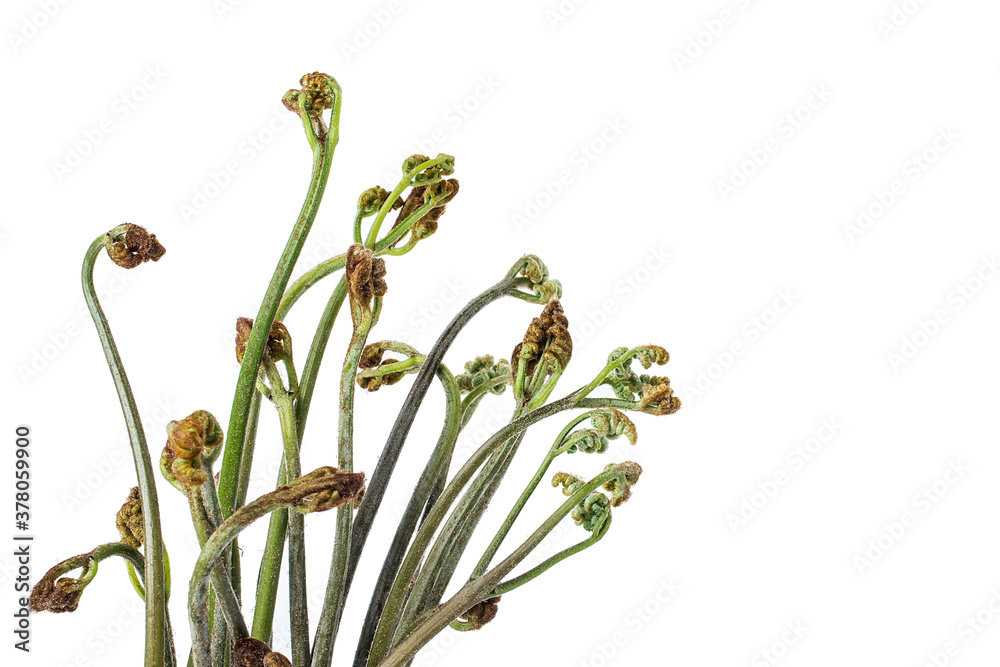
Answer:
[217,95,341,524]
[311,301,377,667]
[377,468,625,667]
[350,365,462,667]
[82,237,167,667]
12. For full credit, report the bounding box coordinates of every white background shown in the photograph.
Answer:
[3,1,1000,666]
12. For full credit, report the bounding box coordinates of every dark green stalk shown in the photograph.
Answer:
[349,365,462,667]
[377,466,630,667]
[364,397,576,666]
[82,237,167,667]
[340,275,520,620]
[470,412,595,579]
[399,430,525,634]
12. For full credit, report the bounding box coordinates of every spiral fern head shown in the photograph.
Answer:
[356,341,423,392]
[639,377,681,415]
[402,153,455,185]
[282,72,339,117]
[357,185,395,218]
[512,299,573,392]
[590,408,638,445]
[235,317,293,365]
[115,486,144,548]
[29,552,98,614]
[103,224,166,269]
[455,355,511,395]
[346,243,388,325]
[563,428,609,454]
[161,410,225,490]
[552,472,610,532]
[602,346,678,416]
[603,461,643,507]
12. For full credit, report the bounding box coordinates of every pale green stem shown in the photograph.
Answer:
[311,301,377,667]
[377,467,628,667]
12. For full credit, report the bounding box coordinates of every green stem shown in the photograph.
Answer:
[364,396,633,666]
[217,94,341,524]
[365,397,576,666]
[311,302,377,667]
[189,473,348,667]
[469,412,594,580]
[488,512,611,597]
[401,428,525,633]
[350,364,461,667]
[82,237,167,667]
[364,156,451,248]
[185,490,248,640]
[250,278,348,643]
[263,361,309,667]
[377,468,627,667]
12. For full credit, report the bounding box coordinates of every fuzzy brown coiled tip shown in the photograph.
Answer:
[29,578,84,614]
[514,298,573,378]
[233,638,291,667]
[299,71,338,111]
[235,317,293,365]
[283,72,339,117]
[163,410,225,490]
[284,467,367,513]
[356,358,404,392]
[29,553,95,614]
[104,224,166,269]
[115,486,144,548]
[346,243,388,315]
[639,379,681,416]
[457,596,502,630]
[391,178,460,242]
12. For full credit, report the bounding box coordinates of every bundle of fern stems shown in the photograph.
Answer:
[29,72,680,667]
